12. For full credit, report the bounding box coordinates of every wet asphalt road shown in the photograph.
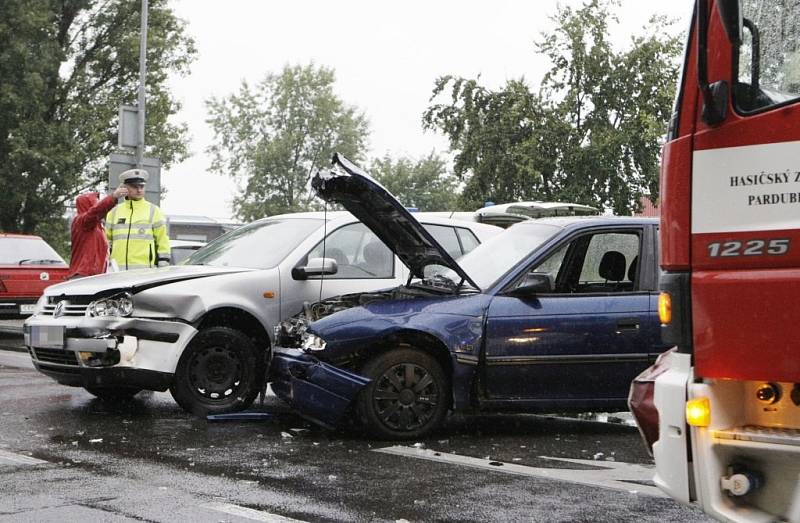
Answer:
[0,334,710,522]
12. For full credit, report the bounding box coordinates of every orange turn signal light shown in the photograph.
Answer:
[658,292,672,325]
[686,397,711,427]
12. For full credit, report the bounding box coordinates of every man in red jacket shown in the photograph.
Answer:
[68,186,129,278]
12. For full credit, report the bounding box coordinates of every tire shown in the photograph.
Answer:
[84,387,142,401]
[357,348,450,439]
[169,326,264,416]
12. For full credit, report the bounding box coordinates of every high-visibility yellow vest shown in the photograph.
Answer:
[105,199,171,270]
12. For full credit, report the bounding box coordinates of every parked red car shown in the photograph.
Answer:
[0,234,69,316]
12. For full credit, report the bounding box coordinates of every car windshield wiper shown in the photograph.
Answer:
[455,277,480,293]
[412,274,460,293]
[18,259,63,265]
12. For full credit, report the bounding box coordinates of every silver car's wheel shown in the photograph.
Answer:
[170,327,263,416]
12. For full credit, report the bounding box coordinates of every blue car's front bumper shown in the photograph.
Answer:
[269,347,371,428]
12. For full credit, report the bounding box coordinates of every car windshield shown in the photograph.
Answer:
[0,237,66,265]
[185,218,323,269]
[437,222,562,290]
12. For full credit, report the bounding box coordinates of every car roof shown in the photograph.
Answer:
[0,233,43,240]
[512,215,659,231]
[260,210,502,233]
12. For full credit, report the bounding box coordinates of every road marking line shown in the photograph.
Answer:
[375,445,665,498]
[201,502,306,522]
[0,449,48,466]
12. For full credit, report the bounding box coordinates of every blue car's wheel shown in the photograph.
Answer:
[357,348,450,439]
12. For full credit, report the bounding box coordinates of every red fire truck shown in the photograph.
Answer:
[649,0,800,520]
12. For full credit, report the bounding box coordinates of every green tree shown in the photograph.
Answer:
[369,153,461,211]
[206,64,370,221]
[423,77,550,208]
[423,0,682,214]
[0,0,196,240]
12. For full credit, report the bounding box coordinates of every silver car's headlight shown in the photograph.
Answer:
[87,292,134,318]
[302,333,327,352]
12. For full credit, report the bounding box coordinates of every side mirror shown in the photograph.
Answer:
[292,257,338,280]
[697,0,729,125]
[506,273,552,297]
[717,0,742,45]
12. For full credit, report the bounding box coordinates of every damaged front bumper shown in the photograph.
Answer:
[269,347,370,428]
[24,315,197,391]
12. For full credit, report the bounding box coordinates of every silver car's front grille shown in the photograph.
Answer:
[32,348,80,366]
[39,296,92,317]
[40,303,89,317]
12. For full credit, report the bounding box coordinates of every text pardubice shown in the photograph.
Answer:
[729,170,800,206]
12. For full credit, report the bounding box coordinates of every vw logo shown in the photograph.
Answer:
[53,301,65,318]
[40,272,49,281]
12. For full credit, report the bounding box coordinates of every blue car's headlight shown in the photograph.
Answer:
[87,292,134,318]
[302,333,327,352]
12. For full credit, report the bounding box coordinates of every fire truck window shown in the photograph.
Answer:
[735,1,800,113]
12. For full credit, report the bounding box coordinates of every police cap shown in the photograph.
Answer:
[119,168,149,186]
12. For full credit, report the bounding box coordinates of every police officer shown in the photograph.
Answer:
[106,169,171,270]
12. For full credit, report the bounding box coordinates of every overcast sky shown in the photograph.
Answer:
[161,0,692,220]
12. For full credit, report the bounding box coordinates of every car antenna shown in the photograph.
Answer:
[319,200,327,304]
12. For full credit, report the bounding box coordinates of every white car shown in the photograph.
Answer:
[24,207,500,415]
[169,239,206,265]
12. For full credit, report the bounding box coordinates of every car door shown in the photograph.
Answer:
[281,222,402,318]
[482,227,652,403]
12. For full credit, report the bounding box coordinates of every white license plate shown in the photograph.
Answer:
[30,325,65,349]
[19,304,36,314]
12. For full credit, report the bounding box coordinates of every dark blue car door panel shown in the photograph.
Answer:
[483,293,652,401]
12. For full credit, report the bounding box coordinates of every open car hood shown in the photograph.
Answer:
[312,154,479,289]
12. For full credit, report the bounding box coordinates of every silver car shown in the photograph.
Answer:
[24,210,500,415]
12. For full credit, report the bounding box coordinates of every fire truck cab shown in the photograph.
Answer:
[654,0,800,521]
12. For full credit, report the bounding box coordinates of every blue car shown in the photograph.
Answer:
[270,154,666,439]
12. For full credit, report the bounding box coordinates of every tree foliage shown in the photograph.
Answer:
[0,0,195,237]
[423,0,682,214]
[369,153,461,211]
[206,64,370,221]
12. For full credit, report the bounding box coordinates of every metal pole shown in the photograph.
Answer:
[136,0,148,168]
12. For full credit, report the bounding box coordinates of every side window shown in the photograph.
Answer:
[578,233,640,288]
[423,224,462,259]
[518,231,641,294]
[306,223,394,279]
[456,227,480,255]
[735,1,800,113]
[520,242,569,292]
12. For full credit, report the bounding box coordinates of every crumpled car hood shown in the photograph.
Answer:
[44,265,249,296]
[312,153,479,289]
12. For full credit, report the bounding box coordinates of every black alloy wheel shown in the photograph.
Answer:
[170,326,264,416]
[358,348,450,439]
